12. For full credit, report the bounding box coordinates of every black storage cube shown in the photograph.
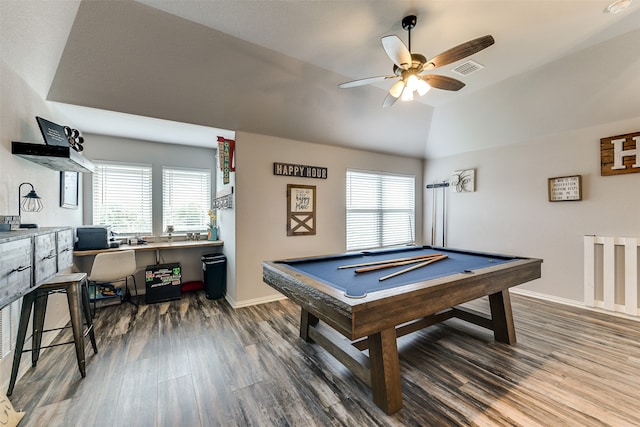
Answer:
[202,254,226,300]
[145,263,181,304]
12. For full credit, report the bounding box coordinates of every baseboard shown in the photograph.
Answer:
[511,288,640,322]
[511,288,583,307]
[226,293,287,309]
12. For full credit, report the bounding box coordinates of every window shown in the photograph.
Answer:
[162,167,211,233]
[93,162,153,234]
[346,170,415,250]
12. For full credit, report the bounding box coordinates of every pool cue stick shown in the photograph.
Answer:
[338,254,441,270]
[409,214,414,245]
[431,180,436,245]
[354,255,444,273]
[378,255,448,281]
[442,181,446,247]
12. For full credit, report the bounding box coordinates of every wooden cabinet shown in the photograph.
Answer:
[0,227,73,309]
[34,232,58,285]
[0,238,32,310]
[57,228,74,271]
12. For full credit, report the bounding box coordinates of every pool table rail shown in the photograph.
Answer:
[263,262,355,338]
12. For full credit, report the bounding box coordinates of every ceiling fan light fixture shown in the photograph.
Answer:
[416,79,431,96]
[389,80,405,98]
[405,74,420,92]
[401,86,414,102]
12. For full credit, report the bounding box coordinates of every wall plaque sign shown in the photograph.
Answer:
[548,175,582,202]
[274,162,327,179]
[600,131,640,176]
[217,137,235,185]
[287,184,316,236]
[36,116,68,147]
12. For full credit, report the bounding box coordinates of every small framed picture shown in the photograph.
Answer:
[287,184,316,236]
[548,175,582,202]
[60,171,79,209]
[451,169,475,192]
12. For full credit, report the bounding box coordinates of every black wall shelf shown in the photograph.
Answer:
[12,141,95,173]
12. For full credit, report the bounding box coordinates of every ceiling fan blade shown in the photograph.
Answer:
[338,75,395,89]
[422,75,465,91]
[382,92,399,108]
[425,35,495,70]
[381,35,412,70]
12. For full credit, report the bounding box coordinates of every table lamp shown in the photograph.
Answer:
[19,182,43,228]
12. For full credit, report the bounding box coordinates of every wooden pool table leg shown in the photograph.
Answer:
[489,290,517,344]
[368,327,403,414]
[300,308,319,342]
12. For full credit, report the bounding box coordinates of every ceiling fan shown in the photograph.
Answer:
[338,15,495,107]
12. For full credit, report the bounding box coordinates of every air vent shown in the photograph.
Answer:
[451,60,484,76]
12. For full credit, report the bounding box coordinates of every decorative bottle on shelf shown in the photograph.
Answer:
[166,225,174,243]
[208,226,217,241]
[207,209,217,241]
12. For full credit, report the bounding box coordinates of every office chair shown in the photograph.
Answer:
[88,250,139,314]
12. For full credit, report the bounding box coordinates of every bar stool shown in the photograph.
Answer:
[7,272,98,396]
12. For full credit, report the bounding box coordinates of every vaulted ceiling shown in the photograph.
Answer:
[12,0,640,158]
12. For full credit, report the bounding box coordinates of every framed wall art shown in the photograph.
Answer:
[548,175,582,202]
[287,184,316,236]
[451,169,475,192]
[60,171,79,208]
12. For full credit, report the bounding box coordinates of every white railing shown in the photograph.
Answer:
[584,235,639,316]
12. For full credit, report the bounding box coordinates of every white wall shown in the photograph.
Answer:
[424,116,640,304]
[232,131,424,306]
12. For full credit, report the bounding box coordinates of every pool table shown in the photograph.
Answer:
[262,246,542,414]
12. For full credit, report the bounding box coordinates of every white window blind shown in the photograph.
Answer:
[346,170,415,251]
[93,162,152,234]
[162,167,211,233]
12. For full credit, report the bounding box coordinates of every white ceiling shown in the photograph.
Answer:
[52,102,235,148]
[136,0,637,105]
[39,0,640,158]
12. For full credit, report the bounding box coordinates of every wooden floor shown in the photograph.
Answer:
[8,291,640,426]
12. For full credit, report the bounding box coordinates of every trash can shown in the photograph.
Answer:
[202,253,226,300]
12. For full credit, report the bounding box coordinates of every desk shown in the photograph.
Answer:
[262,245,542,414]
[74,240,223,263]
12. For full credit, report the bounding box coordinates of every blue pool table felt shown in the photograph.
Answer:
[279,247,516,298]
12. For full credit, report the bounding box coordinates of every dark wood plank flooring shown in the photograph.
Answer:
[8,292,640,426]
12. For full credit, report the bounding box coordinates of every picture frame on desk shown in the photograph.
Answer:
[60,171,79,209]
